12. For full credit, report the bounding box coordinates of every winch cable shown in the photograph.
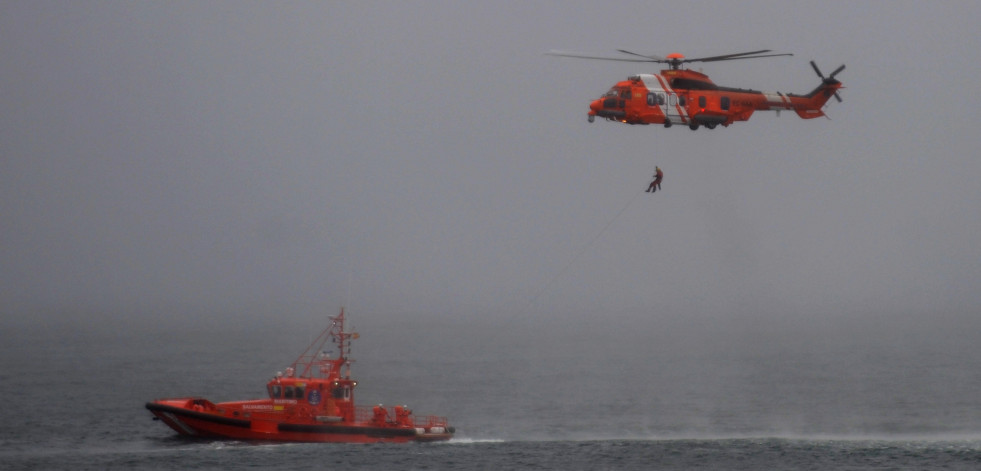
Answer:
[524,186,646,312]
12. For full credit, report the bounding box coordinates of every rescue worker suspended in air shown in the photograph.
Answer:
[646,166,663,193]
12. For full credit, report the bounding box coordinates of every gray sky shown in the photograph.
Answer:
[3,1,980,328]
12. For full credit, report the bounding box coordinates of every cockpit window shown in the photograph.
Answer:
[603,88,631,99]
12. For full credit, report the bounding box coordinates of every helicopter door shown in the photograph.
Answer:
[641,75,686,124]
[665,93,684,123]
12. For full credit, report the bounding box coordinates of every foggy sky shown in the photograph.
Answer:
[3,1,980,328]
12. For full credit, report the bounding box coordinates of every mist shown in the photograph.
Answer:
[3,1,981,342]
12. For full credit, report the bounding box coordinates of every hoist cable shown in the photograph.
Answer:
[525,187,646,310]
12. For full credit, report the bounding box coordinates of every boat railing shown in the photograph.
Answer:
[354,406,374,423]
[413,414,450,428]
[353,405,449,428]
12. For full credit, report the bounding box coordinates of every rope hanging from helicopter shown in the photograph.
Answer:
[524,184,647,311]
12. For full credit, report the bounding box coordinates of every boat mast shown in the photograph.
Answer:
[292,307,358,379]
[329,308,358,379]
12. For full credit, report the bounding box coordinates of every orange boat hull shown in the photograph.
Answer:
[146,399,453,443]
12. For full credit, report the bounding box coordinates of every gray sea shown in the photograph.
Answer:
[3,308,981,469]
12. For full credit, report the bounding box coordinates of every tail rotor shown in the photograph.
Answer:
[810,60,845,102]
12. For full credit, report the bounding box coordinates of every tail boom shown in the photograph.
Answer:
[760,81,842,119]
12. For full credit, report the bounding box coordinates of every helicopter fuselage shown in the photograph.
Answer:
[589,68,839,129]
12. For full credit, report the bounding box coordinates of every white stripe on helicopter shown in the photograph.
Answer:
[639,74,689,124]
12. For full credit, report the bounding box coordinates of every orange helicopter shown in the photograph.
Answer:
[547,49,844,130]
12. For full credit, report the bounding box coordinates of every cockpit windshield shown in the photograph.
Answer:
[603,87,631,98]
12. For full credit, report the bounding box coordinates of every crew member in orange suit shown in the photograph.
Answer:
[646,166,663,193]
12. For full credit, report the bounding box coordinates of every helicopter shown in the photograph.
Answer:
[546,49,844,130]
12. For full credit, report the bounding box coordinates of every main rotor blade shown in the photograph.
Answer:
[696,52,793,63]
[686,49,774,62]
[615,49,668,62]
[545,50,656,62]
[547,49,792,65]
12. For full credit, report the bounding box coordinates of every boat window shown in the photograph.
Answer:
[295,386,304,399]
[284,386,294,399]
[332,386,352,400]
[269,384,282,398]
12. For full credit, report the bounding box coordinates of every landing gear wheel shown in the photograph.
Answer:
[588,115,595,123]
[706,123,717,129]
[664,119,672,128]
[689,123,700,131]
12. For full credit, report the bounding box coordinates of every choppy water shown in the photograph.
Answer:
[3,310,981,469]
[7,437,981,470]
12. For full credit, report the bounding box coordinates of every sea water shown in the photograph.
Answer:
[3,310,981,469]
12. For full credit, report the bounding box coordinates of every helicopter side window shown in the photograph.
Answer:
[620,89,631,99]
[698,96,707,108]
[721,96,730,111]
[679,96,686,107]
[604,89,618,97]
[669,95,677,106]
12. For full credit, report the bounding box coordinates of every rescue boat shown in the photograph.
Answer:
[146,308,455,443]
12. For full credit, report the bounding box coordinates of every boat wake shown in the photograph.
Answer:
[445,437,507,445]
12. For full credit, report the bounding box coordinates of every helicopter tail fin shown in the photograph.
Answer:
[788,61,844,119]
[791,87,832,118]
